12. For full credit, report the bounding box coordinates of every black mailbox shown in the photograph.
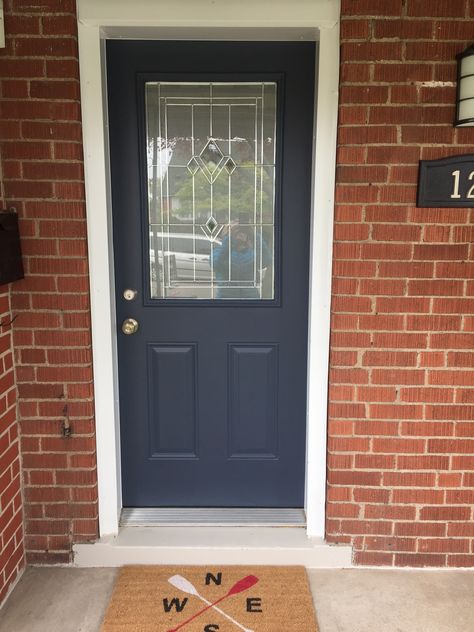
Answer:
[0,211,24,285]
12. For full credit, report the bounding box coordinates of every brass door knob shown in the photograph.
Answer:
[122,318,139,335]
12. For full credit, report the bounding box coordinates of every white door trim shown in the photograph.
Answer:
[77,0,340,539]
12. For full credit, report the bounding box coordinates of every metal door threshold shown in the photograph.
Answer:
[120,508,306,527]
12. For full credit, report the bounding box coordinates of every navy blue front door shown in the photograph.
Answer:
[107,41,315,507]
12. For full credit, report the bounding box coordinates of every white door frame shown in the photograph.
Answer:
[77,0,340,538]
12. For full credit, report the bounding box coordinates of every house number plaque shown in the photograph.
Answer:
[417,154,474,207]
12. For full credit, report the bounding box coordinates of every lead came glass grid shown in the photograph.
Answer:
[146,82,276,300]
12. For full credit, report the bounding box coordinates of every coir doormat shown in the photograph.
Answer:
[101,565,319,632]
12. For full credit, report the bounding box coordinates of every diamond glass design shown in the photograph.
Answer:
[201,216,223,242]
[206,216,218,234]
[200,140,224,173]
[186,138,236,184]
[224,158,236,175]
[187,157,200,175]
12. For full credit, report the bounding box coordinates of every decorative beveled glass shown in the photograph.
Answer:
[145,82,276,299]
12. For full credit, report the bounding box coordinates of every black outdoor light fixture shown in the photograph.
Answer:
[455,43,474,127]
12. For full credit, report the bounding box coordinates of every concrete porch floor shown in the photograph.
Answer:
[0,566,473,632]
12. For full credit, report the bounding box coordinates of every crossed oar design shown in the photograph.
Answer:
[167,574,258,632]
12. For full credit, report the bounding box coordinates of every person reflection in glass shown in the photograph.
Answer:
[212,219,272,299]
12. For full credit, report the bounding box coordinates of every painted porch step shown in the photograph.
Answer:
[73,527,353,568]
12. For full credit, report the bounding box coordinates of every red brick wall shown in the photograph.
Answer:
[0,285,25,602]
[327,0,474,566]
[0,0,97,563]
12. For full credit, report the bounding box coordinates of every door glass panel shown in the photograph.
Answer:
[145,82,276,300]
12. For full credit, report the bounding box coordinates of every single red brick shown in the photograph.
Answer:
[15,37,78,58]
[373,64,432,83]
[331,314,359,332]
[395,553,446,567]
[374,18,433,39]
[400,421,454,437]
[407,0,465,17]
[430,333,474,350]
[456,390,474,404]
[337,146,367,164]
[341,41,402,63]
[423,225,451,243]
[407,315,461,331]
[446,490,474,504]
[373,223,422,242]
[368,107,423,125]
[448,555,474,568]
[341,65,371,84]
[354,420,399,436]
[329,385,356,402]
[453,456,474,469]
[30,80,80,100]
[355,454,395,469]
[405,42,461,62]
[448,523,474,537]
[433,298,474,314]
[328,437,371,452]
[339,520,393,535]
[357,386,398,402]
[42,15,78,36]
[330,350,358,367]
[4,181,53,199]
[371,404,423,420]
[22,121,82,142]
[372,437,426,453]
[420,507,471,521]
[376,296,430,313]
[365,536,417,553]
[379,186,417,204]
[395,522,446,537]
[400,388,452,403]
[360,279,406,296]
[362,243,413,260]
[53,143,83,161]
[428,439,474,454]
[402,126,455,145]
[336,185,380,204]
[330,470,382,486]
[365,505,416,520]
[26,551,71,564]
[354,551,394,566]
[438,473,462,488]
[23,162,83,181]
[428,405,474,421]
[46,59,79,79]
[354,487,390,504]
[372,333,427,349]
[24,486,69,503]
[326,504,360,518]
[333,261,376,277]
[340,85,390,104]
[330,368,369,384]
[338,125,398,144]
[359,314,404,330]
[2,79,29,98]
[363,351,417,367]
[409,280,464,297]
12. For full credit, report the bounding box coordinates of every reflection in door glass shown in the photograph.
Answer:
[145,82,276,299]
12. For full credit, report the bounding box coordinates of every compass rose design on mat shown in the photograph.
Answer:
[101,566,319,632]
[167,574,259,632]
